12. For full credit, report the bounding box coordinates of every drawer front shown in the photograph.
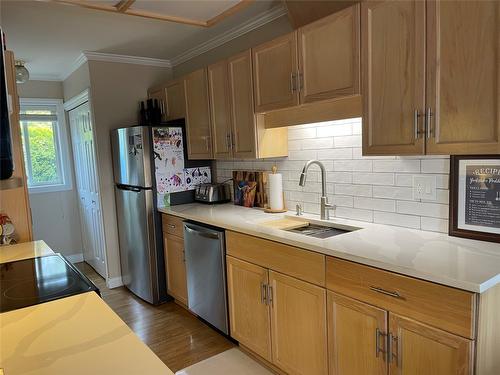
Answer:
[162,214,184,238]
[226,231,325,287]
[326,257,476,339]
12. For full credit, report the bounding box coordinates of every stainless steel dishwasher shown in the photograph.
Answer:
[183,221,229,334]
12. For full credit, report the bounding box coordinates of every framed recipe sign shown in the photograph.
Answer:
[449,155,500,243]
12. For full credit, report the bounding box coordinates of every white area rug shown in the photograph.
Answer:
[175,348,273,375]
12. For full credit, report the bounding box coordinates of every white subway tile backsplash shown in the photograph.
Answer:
[335,184,373,197]
[372,186,414,201]
[317,124,353,137]
[354,197,396,212]
[397,201,448,219]
[353,172,395,186]
[373,160,421,173]
[334,135,362,148]
[216,117,451,233]
[421,158,450,173]
[288,127,316,140]
[373,212,421,229]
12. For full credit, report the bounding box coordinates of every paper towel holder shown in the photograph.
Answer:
[264,166,287,214]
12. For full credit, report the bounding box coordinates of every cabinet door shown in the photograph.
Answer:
[228,50,258,159]
[426,0,500,154]
[163,234,188,305]
[252,32,299,113]
[184,68,213,159]
[389,314,473,375]
[226,256,272,361]
[165,79,186,121]
[269,271,327,375]
[148,87,167,122]
[208,60,233,159]
[328,292,387,375]
[298,4,360,104]
[361,0,426,155]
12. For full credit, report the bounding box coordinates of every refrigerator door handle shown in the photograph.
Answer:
[116,185,142,193]
[184,224,220,240]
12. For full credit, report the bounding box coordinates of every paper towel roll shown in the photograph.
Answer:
[268,173,284,210]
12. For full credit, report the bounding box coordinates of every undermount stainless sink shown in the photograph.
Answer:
[285,223,358,239]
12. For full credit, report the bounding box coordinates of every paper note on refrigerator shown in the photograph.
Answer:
[153,127,185,194]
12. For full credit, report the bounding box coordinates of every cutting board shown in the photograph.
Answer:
[261,218,310,230]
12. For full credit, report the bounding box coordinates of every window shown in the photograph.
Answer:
[20,99,72,193]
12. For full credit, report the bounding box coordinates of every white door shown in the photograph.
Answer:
[68,102,107,278]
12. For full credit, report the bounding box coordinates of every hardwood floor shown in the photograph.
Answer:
[76,262,235,372]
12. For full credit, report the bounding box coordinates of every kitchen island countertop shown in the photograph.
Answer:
[159,203,500,293]
[0,241,175,375]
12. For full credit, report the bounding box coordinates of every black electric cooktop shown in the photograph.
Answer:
[0,254,100,313]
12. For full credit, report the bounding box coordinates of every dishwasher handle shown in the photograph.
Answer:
[184,223,221,240]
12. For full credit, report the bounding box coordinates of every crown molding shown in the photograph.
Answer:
[28,73,63,82]
[55,3,287,81]
[83,51,172,68]
[169,4,288,67]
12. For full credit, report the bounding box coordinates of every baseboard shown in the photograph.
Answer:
[106,276,123,289]
[66,253,84,264]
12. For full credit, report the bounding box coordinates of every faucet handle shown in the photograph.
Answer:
[296,204,303,216]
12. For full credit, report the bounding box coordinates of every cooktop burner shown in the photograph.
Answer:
[0,254,99,313]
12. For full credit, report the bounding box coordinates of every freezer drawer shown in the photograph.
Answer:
[184,222,229,334]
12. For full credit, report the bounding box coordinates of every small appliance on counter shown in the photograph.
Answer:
[0,254,100,313]
[194,183,231,204]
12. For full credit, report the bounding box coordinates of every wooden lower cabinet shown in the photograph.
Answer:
[328,292,387,375]
[163,233,188,305]
[389,314,473,375]
[226,256,272,361]
[226,255,328,374]
[269,271,328,375]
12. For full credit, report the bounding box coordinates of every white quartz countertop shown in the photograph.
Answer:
[159,203,500,293]
[0,241,174,375]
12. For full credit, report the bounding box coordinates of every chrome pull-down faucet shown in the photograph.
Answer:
[299,160,337,220]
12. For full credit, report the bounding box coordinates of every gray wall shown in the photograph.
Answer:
[173,15,292,77]
[87,60,172,281]
[63,63,90,101]
[16,79,84,259]
[17,80,64,99]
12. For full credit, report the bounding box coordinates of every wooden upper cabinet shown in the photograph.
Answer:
[207,60,233,159]
[361,0,426,156]
[298,4,360,104]
[269,271,327,375]
[426,0,500,154]
[389,314,473,375]
[228,50,258,159]
[184,68,213,159]
[328,292,387,375]
[148,87,167,122]
[165,79,186,121]
[252,32,299,113]
[226,256,272,361]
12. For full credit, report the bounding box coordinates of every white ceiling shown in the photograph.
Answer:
[0,0,284,80]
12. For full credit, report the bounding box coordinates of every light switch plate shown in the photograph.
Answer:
[413,175,437,201]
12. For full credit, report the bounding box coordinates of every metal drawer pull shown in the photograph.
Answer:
[414,109,422,140]
[375,328,386,358]
[260,282,267,304]
[387,333,399,365]
[369,286,402,299]
[267,285,273,307]
[425,107,433,139]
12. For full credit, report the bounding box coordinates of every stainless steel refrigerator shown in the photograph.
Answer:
[111,126,168,304]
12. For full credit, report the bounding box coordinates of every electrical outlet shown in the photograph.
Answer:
[413,175,437,201]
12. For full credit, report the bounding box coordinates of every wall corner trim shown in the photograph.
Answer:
[107,276,124,289]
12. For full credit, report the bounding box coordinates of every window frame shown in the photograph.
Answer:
[19,98,73,194]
